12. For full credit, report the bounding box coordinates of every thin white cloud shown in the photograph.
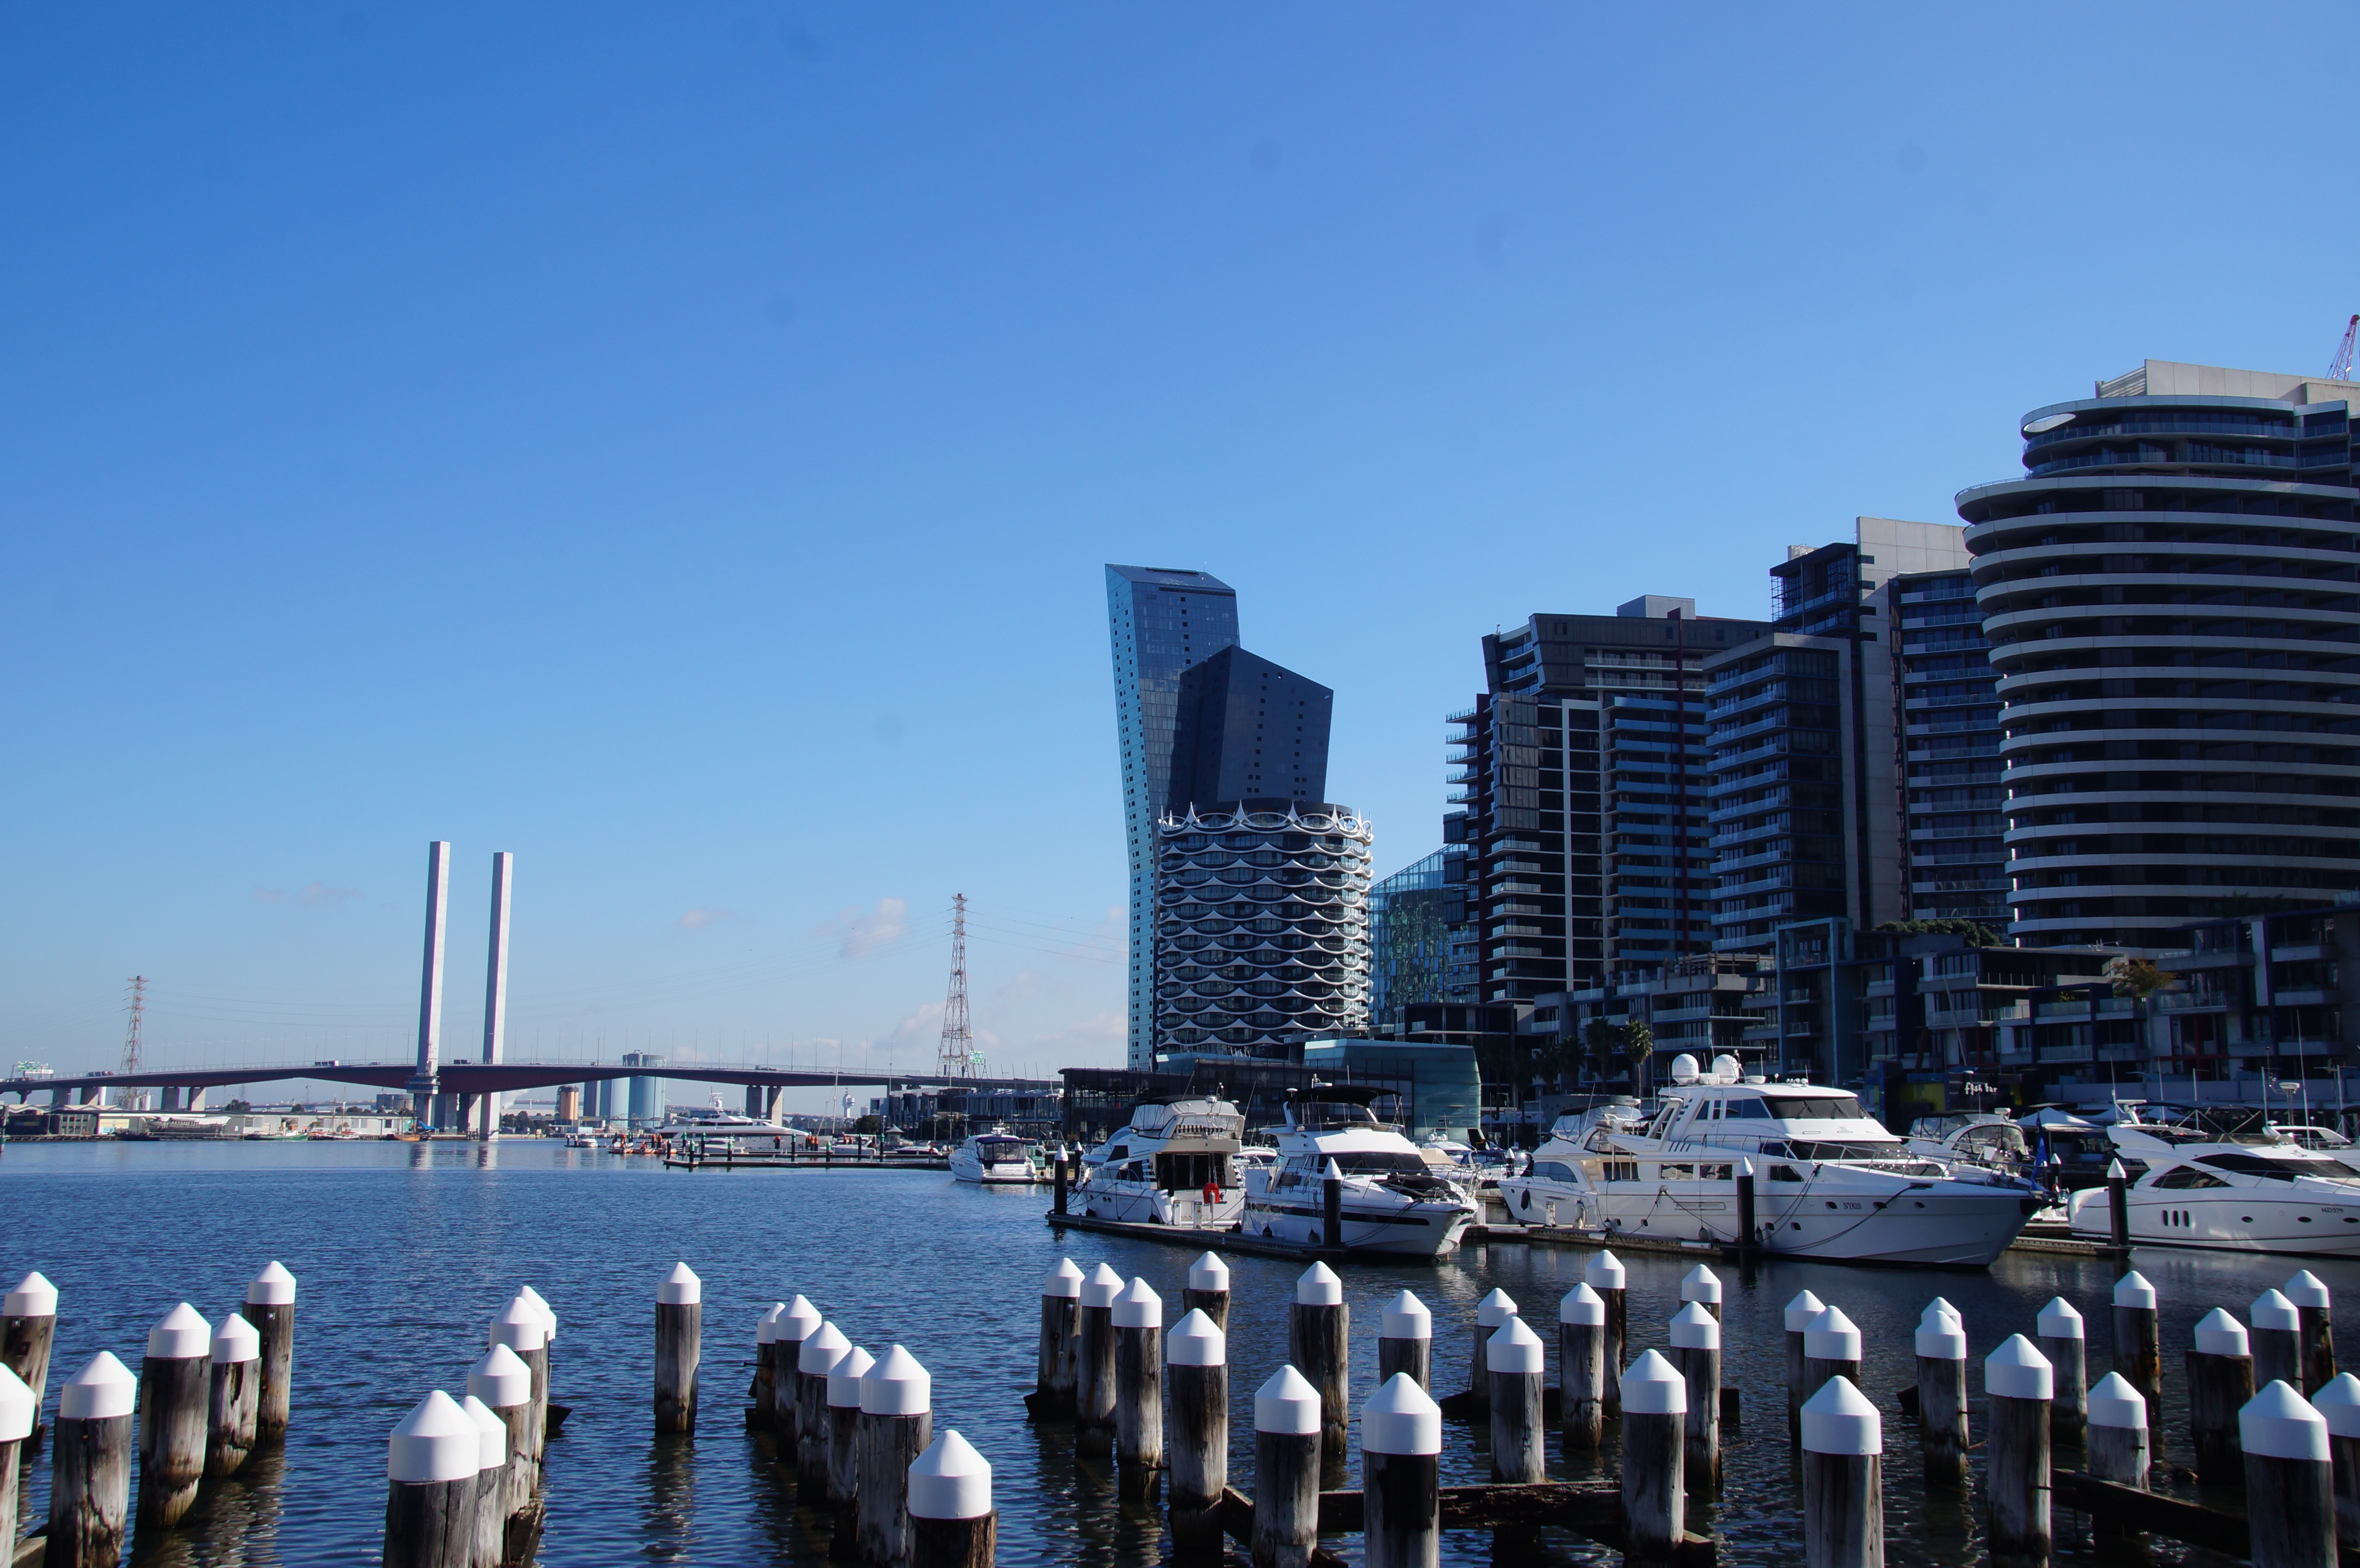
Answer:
[676,907,737,930]
[297,882,362,907]
[817,897,909,959]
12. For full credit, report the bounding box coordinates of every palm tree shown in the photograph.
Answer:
[2106,956,2178,1093]
[1624,1020,1656,1095]
[1584,1017,1620,1088]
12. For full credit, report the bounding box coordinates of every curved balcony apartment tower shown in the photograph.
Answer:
[1959,359,2360,948]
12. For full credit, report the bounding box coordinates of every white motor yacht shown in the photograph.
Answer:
[949,1129,1043,1185]
[1240,1088,1476,1257]
[1074,1097,1247,1227]
[1904,1113,2031,1177]
[2068,1123,2360,1256]
[1497,1054,2041,1267]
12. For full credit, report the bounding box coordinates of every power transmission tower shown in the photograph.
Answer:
[122,975,148,1110]
[937,894,973,1079]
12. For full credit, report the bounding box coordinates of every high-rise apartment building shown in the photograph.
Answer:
[1368,847,1464,1029]
[1106,565,1241,1069]
[1894,567,2007,926]
[1167,647,1333,811]
[1959,359,2360,947]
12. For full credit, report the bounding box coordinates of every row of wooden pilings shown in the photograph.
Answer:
[0,1263,297,1567]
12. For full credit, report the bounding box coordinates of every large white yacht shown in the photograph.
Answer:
[1240,1087,1477,1257]
[948,1129,1043,1185]
[1903,1113,2031,1176]
[1497,1054,2042,1267]
[2067,1122,2360,1256]
[1074,1097,1247,1227]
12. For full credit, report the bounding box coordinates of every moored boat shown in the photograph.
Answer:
[949,1128,1044,1185]
[1240,1087,1476,1257]
[1075,1097,1246,1227]
[2067,1122,2360,1256]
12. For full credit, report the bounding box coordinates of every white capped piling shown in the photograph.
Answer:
[1252,1367,1322,1568]
[1466,1287,1519,1411]
[383,1390,478,1568]
[461,1395,505,1568]
[49,1352,135,1568]
[1182,1252,1230,1332]
[1,1270,56,1445]
[490,1295,550,1467]
[753,1303,787,1429]
[775,1296,822,1440]
[2036,1297,2086,1446]
[826,1344,875,1556]
[1916,1302,1969,1489]
[2106,1158,2131,1251]
[1560,1284,1606,1451]
[2287,1271,2337,1395]
[1621,1350,1687,1568]
[1034,1261,1082,1420]
[2311,1372,2360,1541]
[1587,1252,1626,1414]
[796,1322,850,1499]
[2255,1289,2305,1396]
[2087,1371,2151,1490]
[1985,1334,2053,1568]
[517,1286,560,1443]
[1487,1317,1545,1484]
[2189,1308,2255,1483]
[908,1430,995,1568]
[1075,1263,1123,1458]
[467,1344,535,1529]
[241,1261,297,1444]
[1363,1373,1442,1568]
[1802,1375,1883,1568]
[0,1363,33,1565]
[1168,1310,1228,1561]
[653,1263,701,1434]
[1680,1264,1723,1323]
[1378,1290,1432,1390]
[206,1311,261,1478]
[1322,1158,1343,1250]
[860,1346,934,1568]
[1671,1301,1721,1494]
[1803,1306,1862,1415]
[1290,1262,1349,1476]
[1785,1288,1826,1443]
[137,1301,212,1531]
[2242,1381,2335,1568]
[1113,1279,1167,1500]
[2113,1270,2162,1420]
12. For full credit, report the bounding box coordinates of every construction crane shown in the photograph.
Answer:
[2331,314,2359,382]
[936,894,973,1079]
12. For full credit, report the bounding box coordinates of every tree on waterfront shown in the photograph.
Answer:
[1584,1017,1620,1087]
[1624,1020,1655,1093]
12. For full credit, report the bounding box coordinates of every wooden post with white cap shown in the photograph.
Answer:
[490,1296,549,1469]
[1803,1306,1862,1415]
[1466,1287,1517,1414]
[797,1321,850,1500]
[460,1395,506,1568]
[1032,1262,1081,1420]
[1802,1375,1881,1568]
[241,1261,297,1444]
[2243,1380,2335,1568]
[1985,1334,2052,1568]
[2113,1271,2162,1425]
[2287,1271,2337,1395]
[206,1311,261,1478]
[1290,1262,1349,1477]
[1321,1159,1343,1250]
[1363,1373,1441,1568]
[2086,1371,2150,1491]
[654,1263,701,1434]
[1252,1367,1321,1568]
[774,1296,821,1442]
[1,1270,56,1447]
[137,1301,212,1531]
[2036,1297,2086,1447]
[826,1343,876,1556]
[0,1363,33,1566]
[1560,1284,1606,1450]
[383,1391,479,1568]
[1182,1252,1230,1332]
[2188,1308,2255,1484]
[1486,1318,1545,1484]
[1680,1264,1722,1323]
[1916,1300,1968,1489]
[2311,1372,2360,1542]
[2106,1158,2131,1252]
[1671,1301,1721,1493]
[1167,1310,1226,1561]
[1378,1290,1431,1391]
[467,1343,536,1531]
[1075,1263,1122,1458]
[49,1352,135,1568]
[859,1345,933,1568]
[908,1430,995,1568]
[1621,1349,1686,1568]
[2255,1290,2304,1396]
[1785,1289,1825,1444]
[1114,1278,1165,1500]
[516,1286,558,1438]
[752,1303,786,1429]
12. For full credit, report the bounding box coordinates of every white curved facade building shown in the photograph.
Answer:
[1153,802,1373,1055]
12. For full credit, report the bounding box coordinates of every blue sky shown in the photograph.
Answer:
[6,5,2355,1103]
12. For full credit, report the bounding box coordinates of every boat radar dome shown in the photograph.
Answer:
[1710,1054,1742,1083]
[1669,1054,1701,1085]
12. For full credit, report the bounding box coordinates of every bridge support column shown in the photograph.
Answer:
[187,1087,205,1113]
[160,1086,184,1113]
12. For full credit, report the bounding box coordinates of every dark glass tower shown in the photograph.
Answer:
[1167,647,1333,812]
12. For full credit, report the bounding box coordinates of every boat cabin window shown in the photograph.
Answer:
[1602,1161,1639,1182]
[1294,1101,1383,1130]
[1532,1161,1577,1182]
[1788,1139,1910,1162]
[2149,1165,2231,1189]
[1329,1152,1429,1176]
[1766,1095,1866,1120]
[1721,1098,1773,1119]
[1106,1146,1128,1160]
[1768,1164,1804,1182]
[2197,1152,2360,1182]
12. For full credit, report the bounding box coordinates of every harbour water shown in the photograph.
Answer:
[3,1140,2343,1566]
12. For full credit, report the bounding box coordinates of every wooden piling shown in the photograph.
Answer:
[1321,1160,1343,1250]
[752,1302,786,1430]
[1735,1156,1760,1254]
[2241,1380,2335,1568]
[1076,1263,1122,1459]
[654,1263,701,1435]
[1984,1334,2053,1568]
[1466,1287,1517,1415]
[908,1431,995,1568]
[1378,1290,1431,1391]
[1182,1252,1230,1333]
[2113,1271,2162,1423]
[826,1344,876,1556]
[1290,1262,1349,1478]
[2254,1290,2304,1397]
[1253,1367,1322,1568]
[1034,1262,1082,1420]
[2287,1271,2337,1396]
[136,1302,212,1532]
[1785,1289,1826,1444]
[859,1345,933,1568]
[1679,1264,1722,1323]
[1559,1284,1605,1451]
[1803,1306,1862,1416]
[2189,1309,2256,1485]
[1486,1318,1545,1484]
[1113,1278,1165,1501]
[1915,1302,1968,1490]
[1168,1310,1227,1561]
[1801,1374,1882,1568]
[1052,1147,1070,1216]
[206,1311,261,1479]
[2311,1372,2360,1543]
[0,1363,32,1566]
[2036,1297,2086,1448]
[2087,1371,2150,1490]
[240,1261,297,1445]
[490,1296,550,1469]
[1670,1302,1720,1494]
[1620,1350,1686,1568]
[775,1296,821,1441]
[467,1344,536,1531]
[516,1286,559,1440]
[797,1322,851,1500]
[0,1271,56,1447]
[1586,1253,1625,1415]
[460,1395,507,1568]
[1363,1373,1442,1568]
[2106,1158,2131,1252]
[383,1391,479,1568]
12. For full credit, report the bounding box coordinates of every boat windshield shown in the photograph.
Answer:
[2196,1152,2360,1182]
[1788,1139,1911,1162]
[1765,1095,1868,1120]
[1294,1101,1384,1129]
[1328,1152,1430,1176]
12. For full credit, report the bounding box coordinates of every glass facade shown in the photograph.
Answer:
[1705,641,1849,948]
[1368,847,1463,1029]
[1895,569,2007,925]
